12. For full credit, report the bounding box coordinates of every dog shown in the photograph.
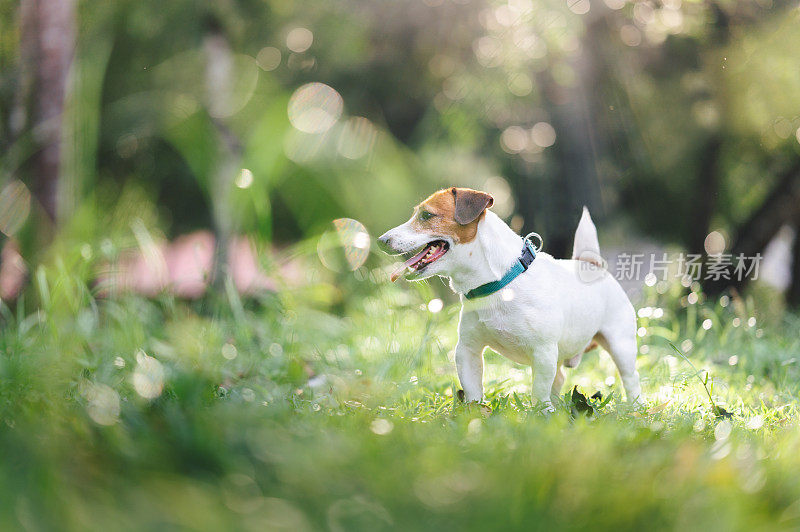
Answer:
[378,187,642,409]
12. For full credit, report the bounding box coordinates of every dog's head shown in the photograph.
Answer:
[378,187,493,281]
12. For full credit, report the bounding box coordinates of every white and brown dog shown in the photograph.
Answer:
[379,187,642,409]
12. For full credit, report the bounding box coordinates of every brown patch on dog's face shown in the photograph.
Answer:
[409,188,493,244]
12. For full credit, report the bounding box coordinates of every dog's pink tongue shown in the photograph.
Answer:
[390,264,407,282]
[389,246,429,282]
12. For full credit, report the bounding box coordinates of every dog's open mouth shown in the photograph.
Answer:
[390,240,449,282]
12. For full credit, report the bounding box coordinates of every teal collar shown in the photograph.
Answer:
[463,234,541,300]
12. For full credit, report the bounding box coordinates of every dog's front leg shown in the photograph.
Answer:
[454,310,485,402]
[531,344,558,411]
[455,337,484,402]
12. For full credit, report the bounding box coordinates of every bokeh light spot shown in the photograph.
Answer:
[318,218,371,272]
[704,231,726,255]
[338,117,377,160]
[352,231,370,250]
[715,420,732,441]
[746,415,764,430]
[501,126,529,153]
[427,298,444,313]
[773,117,792,138]
[222,342,238,360]
[620,25,642,47]
[530,122,556,148]
[256,46,281,71]
[483,176,515,218]
[133,350,165,400]
[633,2,655,24]
[85,383,121,426]
[568,0,590,15]
[288,83,343,134]
[508,73,533,97]
[286,27,313,53]
[235,168,254,189]
[659,7,684,32]
[371,418,394,435]
[514,32,547,59]
[474,36,503,67]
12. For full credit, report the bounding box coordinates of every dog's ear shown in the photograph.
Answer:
[452,187,493,225]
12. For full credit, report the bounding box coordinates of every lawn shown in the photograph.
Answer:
[2,249,800,531]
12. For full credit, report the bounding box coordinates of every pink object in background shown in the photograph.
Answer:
[95,232,286,299]
[229,237,277,294]
[165,231,214,298]
[0,240,27,302]
[4,233,300,301]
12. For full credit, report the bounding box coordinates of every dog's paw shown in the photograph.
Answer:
[537,401,556,415]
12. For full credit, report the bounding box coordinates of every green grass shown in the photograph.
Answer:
[2,252,800,531]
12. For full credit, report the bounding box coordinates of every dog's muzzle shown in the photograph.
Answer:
[377,233,396,253]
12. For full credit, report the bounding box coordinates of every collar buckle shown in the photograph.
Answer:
[463,233,542,300]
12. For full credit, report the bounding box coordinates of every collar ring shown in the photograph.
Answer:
[524,232,543,253]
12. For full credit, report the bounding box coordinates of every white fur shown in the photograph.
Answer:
[380,208,642,409]
[573,206,601,263]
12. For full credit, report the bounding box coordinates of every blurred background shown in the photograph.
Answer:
[5,1,800,529]
[2,0,800,306]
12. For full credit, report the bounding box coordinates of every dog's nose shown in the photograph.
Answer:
[378,233,393,252]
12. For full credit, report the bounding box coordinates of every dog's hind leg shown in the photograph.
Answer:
[550,363,565,399]
[597,331,642,404]
[531,343,559,411]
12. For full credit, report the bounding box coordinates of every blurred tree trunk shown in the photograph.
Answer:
[704,161,800,295]
[203,23,241,291]
[531,21,604,258]
[18,0,75,223]
[689,136,722,254]
[689,3,729,257]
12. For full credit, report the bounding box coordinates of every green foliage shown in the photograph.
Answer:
[4,0,800,526]
[2,247,800,530]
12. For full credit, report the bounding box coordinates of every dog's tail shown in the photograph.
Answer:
[572,207,603,267]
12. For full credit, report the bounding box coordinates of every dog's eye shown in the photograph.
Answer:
[419,210,435,221]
